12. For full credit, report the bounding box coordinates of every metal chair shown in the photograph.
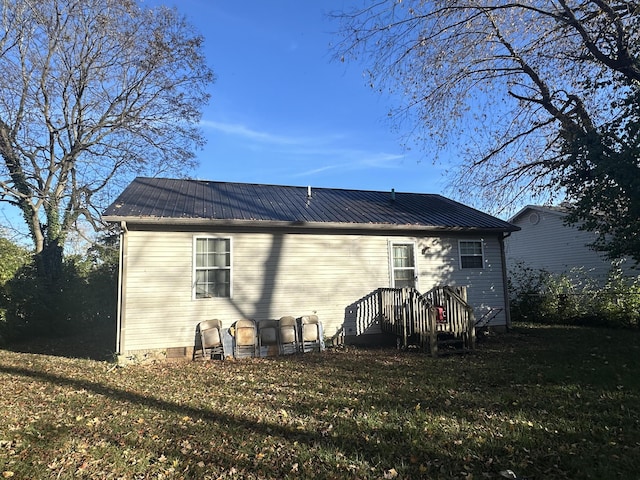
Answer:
[278,316,299,355]
[299,315,322,353]
[258,319,280,357]
[195,319,225,360]
[233,319,257,358]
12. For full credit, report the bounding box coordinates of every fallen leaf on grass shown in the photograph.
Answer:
[384,468,398,479]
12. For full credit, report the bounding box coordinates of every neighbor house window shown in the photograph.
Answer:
[459,240,484,269]
[194,237,232,298]
[390,242,416,288]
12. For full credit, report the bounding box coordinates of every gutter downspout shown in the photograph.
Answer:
[115,220,128,355]
[499,231,513,331]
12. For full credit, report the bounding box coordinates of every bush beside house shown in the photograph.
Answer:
[509,261,640,328]
[0,234,118,344]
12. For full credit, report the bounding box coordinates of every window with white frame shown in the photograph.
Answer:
[390,242,416,288]
[194,237,232,298]
[459,240,484,269]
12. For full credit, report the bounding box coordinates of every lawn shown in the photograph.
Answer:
[1,324,639,479]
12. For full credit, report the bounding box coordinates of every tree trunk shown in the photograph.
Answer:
[32,238,66,335]
[35,239,64,285]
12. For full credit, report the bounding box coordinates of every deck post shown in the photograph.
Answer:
[377,288,383,328]
[402,287,409,349]
[429,306,438,357]
[460,287,476,350]
[468,309,476,351]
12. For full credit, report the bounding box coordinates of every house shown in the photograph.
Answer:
[506,205,637,284]
[103,177,519,361]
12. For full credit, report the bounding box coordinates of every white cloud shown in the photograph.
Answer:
[291,152,406,178]
[200,120,304,145]
[200,118,408,179]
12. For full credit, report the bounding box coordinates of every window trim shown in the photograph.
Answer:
[192,235,233,300]
[388,241,418,289]
[458,239,484,269]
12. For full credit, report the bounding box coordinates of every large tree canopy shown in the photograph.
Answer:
[335,1,640,261]
[0,0,214,280]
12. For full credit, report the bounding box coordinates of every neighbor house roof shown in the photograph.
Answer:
[103,177,519,232]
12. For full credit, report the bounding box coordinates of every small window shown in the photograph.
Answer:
[194,237,232,298]
[459,240,484,269]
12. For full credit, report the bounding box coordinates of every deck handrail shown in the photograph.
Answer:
[440,286,474,312]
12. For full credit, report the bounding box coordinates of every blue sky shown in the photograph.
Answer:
[164,0,449,195]
[0,1,459,240]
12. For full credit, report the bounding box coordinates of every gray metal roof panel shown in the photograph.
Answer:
[103,177,519,231]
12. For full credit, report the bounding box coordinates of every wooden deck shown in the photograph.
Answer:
[377,286,476,356]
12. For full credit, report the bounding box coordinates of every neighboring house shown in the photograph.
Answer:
[103,177,519,360]
[506,205,637,284]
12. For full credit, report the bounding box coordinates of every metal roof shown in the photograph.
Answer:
[103,177,519,232]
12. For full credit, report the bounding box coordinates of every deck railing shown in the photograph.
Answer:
[422,286,475,337]
[378,286,475,355]
[378,287,431,349]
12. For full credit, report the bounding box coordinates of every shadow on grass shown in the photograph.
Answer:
[2,324,639,478]
[0,360,455,478]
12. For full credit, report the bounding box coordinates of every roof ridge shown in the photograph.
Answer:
[132,176,439,196]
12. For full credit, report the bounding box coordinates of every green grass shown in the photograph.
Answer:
[1,324,639,479]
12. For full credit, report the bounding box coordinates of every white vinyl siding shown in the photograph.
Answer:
[421,237,507,326]
[122,231,389,352]
[119,229,509,353]
[506,207,635,286]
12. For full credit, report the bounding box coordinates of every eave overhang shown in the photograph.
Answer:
[102,215,520,234]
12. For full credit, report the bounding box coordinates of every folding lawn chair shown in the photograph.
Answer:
[278,316,299,355]
[258,319,279,357]
[299,315,323,353]
[195,319,225,360]
[233,319,257,358]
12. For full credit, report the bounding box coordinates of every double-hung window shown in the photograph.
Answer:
[390,242,416,288]
[459,240,484,269]
[194,237,232,298]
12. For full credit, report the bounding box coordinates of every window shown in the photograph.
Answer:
[390,243,416,288]
[459,240,484,269]
[194,237,232,298]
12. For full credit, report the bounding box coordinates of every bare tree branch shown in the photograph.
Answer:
[0,0,214,280]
